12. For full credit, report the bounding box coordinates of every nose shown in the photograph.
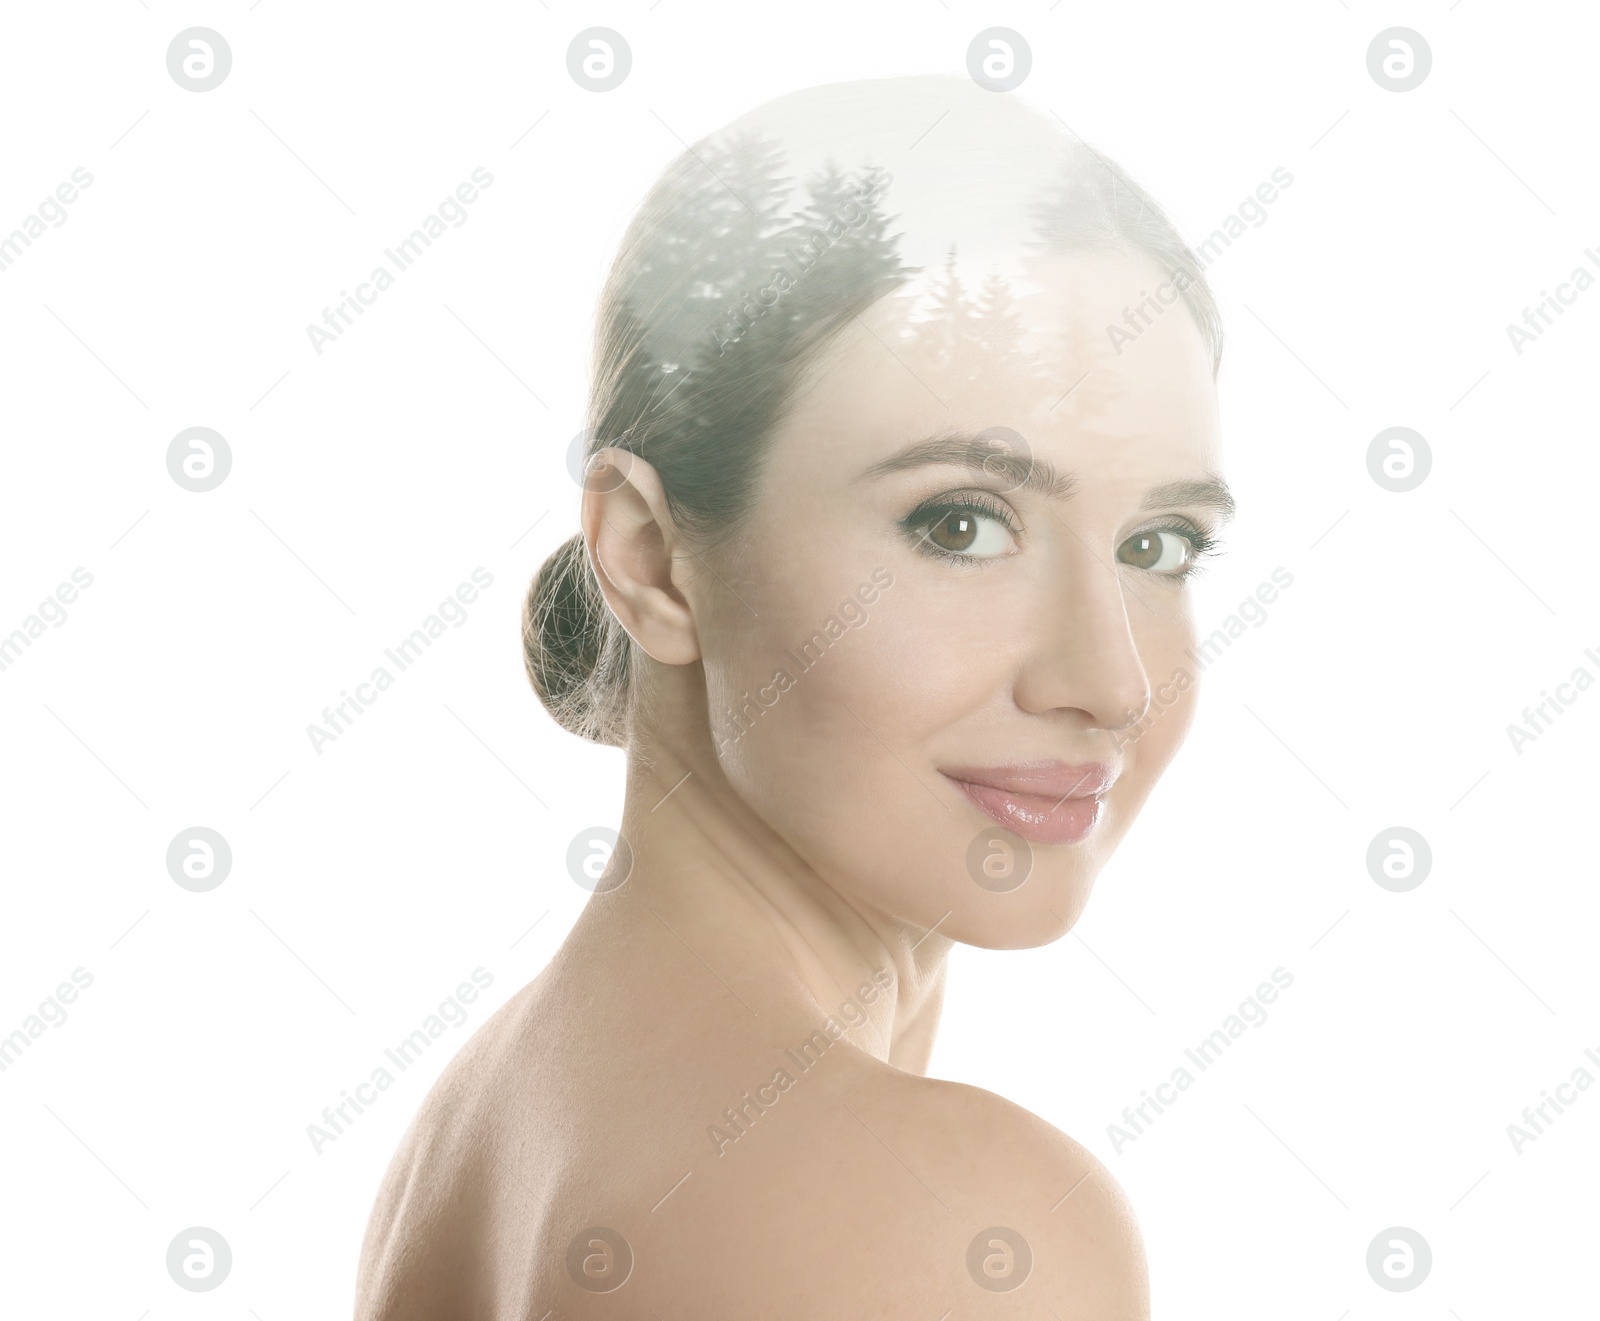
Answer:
[1011,546,1151,732]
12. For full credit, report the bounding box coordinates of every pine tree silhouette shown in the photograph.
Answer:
[974,268,1025,361]
[773,160,911,347]
[598,136,914,488]
[907,245,992,387]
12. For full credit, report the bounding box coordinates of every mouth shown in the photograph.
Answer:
[939,761,1117,846]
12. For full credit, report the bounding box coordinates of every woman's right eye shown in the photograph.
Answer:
[908,501,1019,560]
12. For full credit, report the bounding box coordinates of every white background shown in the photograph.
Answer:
[1,1,1595,1316]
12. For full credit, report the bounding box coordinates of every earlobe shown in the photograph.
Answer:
[580,448,701,665]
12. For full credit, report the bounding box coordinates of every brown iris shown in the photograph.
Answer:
[1118,530,1186,571]
[927,510,980,553]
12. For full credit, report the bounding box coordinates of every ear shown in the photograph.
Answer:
[580,448,701,665]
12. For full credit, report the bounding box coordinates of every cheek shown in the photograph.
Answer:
[743,570,1015,755]
[702,515,947,785]
[1131,676,1196,778]
[1115,609,1201,800]
[714,603,917,784]
[708,586,965,896]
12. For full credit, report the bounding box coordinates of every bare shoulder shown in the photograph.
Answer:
[352,974,1148,1320]
[670,1048,1149,1319]
[844,1062,1151,1318]
[353,979,552,1321]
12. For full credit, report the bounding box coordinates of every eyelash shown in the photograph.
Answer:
[900,494,1222,578]
[900,492,1021,566]
[1144,517,1221,580]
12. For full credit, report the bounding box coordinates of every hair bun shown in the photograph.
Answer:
[522,534,632,746]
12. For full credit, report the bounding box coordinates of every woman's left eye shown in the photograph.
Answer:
[913,505,1018,559]
[1117,529,1199,575]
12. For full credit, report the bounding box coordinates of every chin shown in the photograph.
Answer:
[939,874,1099,951]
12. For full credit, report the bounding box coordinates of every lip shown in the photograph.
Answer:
[940,761,1117,845]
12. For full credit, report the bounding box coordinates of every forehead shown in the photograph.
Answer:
[767,250,1222,489]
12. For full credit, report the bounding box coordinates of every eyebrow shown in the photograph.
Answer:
[1141,478,1236,522]
[859,432,1075,499]
[860,431,1237,522]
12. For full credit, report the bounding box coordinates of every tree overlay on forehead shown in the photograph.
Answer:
[1025,148,1223,407]
[589,129,1194,531]
[594,132,915,530]
[901,246,1040,399]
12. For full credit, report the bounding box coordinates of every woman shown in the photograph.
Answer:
[357,73,1230,1319]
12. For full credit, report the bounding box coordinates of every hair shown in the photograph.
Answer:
[523,75,1223,747]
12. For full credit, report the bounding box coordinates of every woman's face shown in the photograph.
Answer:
[694,250,1227,948]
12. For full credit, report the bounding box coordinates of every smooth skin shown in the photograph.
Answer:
[355,250,1228,1319]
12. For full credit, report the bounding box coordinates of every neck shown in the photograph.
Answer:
[587,722,951,1074]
